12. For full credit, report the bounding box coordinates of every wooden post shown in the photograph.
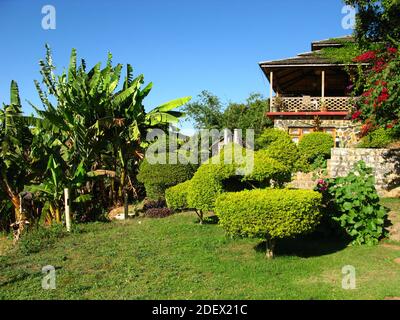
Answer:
[64,188,71,232]
[270,71,274,112]
[124,191,129,220]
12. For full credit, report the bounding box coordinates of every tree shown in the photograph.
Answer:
[183,90,224,130]
[223,93,272,136]
[344,0,400,47]
[183,91,272,134]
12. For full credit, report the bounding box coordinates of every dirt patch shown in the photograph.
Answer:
[394,258,400,264]
[385,297,400,300]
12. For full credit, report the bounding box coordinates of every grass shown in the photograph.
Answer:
[0,206,400,300]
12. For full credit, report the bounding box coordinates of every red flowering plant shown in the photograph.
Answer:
[350,45,400,136]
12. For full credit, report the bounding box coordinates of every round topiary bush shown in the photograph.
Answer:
[215,189,322,258]
[137,157,196,200]
[298,132,334,164]
[255,128,300,171]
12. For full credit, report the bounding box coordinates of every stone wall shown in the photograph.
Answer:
[274,118,359,147]
[328,148,400,197]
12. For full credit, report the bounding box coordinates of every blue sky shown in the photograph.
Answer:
[0,0,352,132]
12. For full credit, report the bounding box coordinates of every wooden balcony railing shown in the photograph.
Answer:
[271,96,355,112]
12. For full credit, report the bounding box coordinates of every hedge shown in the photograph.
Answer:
[215,189,322,258]
[298,132,333,164]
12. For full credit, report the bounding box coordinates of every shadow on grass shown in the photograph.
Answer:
[254,233,352,258]
[202,215,219,225]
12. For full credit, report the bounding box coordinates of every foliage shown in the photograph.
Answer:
[255,128,300,171]
[215,189,322,258]
[182,143,292,219]
[317,39,363,64]
[165,180,192,211]
[183,91,272,134]
[187,163,237,214]
[0,81,38,225]
[298,132,334,164]
[318,161,388,245]
[137,157,196,200]
[222,93,272,136]
[183,91,224,129]
[350,45,400,136]
[242,150,291,187]
[145,208,173,219]
[357,127,396,148]
[344,0,400,47]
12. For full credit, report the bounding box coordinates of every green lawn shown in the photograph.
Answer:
[1,209,400,300]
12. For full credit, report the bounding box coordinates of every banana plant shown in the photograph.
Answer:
[26,155,89,224]
[32,46,191,206]
[0,81,36,228]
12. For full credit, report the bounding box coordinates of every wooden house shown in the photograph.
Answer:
[259,36,360,145]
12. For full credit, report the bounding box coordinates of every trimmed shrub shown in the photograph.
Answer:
[137,157,196,200]
[242,150,291,187]
[145,208,173,218]
[298,132,333,164]
[182,143,293,222]
[187,163,237,218]
[255,128,292,149]
[358,128,395,148]
[256,128,300,171]
[215,189,322,258]
[165,180,191,211]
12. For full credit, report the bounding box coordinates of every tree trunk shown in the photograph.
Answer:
[0,172,24,222]
[265,238,275,259]
[195,210,204,224]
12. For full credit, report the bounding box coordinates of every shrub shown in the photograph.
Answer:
[358,128,395,148]
[242,150,291,187]
[215,189,322,258]
[298,132,333,164]
[319,161,388,245]
[184,143,292,222]
[145,208,173,218]
[137,157,196,200]
[165,180,191,211]
[18,223,67,254]
[256,128,300,171]
[187,163,237,223]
